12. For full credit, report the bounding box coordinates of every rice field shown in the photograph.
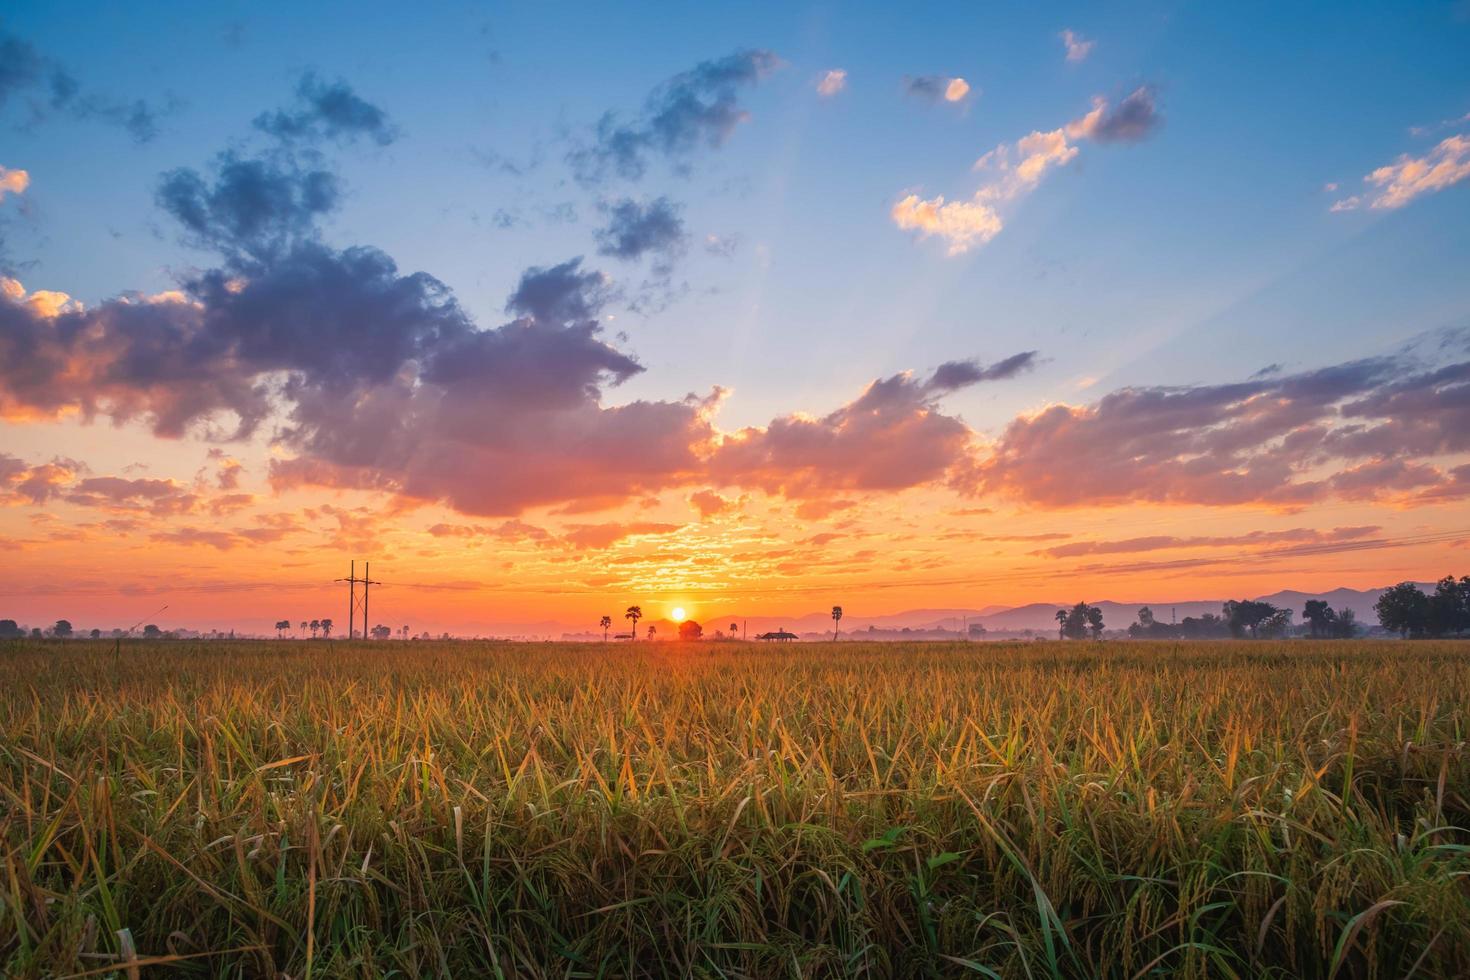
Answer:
[2,638,1468,978]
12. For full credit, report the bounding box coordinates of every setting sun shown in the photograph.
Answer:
[671,607,687,622]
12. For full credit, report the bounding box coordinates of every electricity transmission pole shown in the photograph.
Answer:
[335,560,380,639]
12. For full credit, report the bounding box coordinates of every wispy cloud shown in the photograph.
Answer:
[1331,134,1470,211]
[568,49,781,183]
[893,88,1161,254]
[816,69,847,97]
[0,30,171,142]
[904,75,972,105]
[253,72,398,146]
[1059,29,1095,63]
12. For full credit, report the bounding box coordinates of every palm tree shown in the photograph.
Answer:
[275,620,290,639]
[647,624,656,641]
[402,625,410,640]
[1055,609,1066,640]
[730,622,738,637]
[310,619,320,638]
[299,620,307,636]
[831,605,843,642]
[321,618,333,638]
[625,606,642,640]
[599,615,613,641]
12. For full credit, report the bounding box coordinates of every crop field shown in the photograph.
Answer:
[2,639,1469,978]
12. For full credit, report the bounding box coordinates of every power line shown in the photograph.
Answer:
[333,560,380,639]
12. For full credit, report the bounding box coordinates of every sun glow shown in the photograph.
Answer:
[671,607,687,622]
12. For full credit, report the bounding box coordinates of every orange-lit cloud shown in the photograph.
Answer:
[0,166,29,200]
[1332,134,1470,211]
[894,89,1160,253]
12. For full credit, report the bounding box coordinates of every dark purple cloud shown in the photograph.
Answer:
[569,49,780,183]
[967,350,1470,508]
[157,152,341,262]
[594,197,687,263]
[0,30,165,142]
[254,72,398,146]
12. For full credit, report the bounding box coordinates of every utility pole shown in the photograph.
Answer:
[335,561,380,639]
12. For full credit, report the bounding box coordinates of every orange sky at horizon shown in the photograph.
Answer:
[3,415,1465,635]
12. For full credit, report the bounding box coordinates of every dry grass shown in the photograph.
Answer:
[2,638,1468,978]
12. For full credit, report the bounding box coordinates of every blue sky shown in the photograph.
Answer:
[8,0,1468,434]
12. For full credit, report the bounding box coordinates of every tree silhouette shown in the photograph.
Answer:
[599,615,613,641]
[1055,608,1067,640]
[625,606,642,640]
[309,619,320,638]
[320,618,333,638]
[402,625,410,640]
[1059,603,1103,640]
[1376,582,1430,638]
[831,605,843,642]
[1302,600,1335,638]
[90,628,101,639]
[1427,576,1470,637]
[647,624,656,641]
[274,620,290,639]
[299,620,307,635]
[730,622,738,638]
[1223,600,1282,639]
[53,619,73,639]
[679,619,703,641]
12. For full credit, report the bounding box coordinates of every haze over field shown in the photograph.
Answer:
[1,1,1468,634]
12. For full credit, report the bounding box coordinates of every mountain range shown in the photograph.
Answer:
[683,583,1437,637]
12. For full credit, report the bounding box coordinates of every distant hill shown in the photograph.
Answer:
[696,583,1437,636]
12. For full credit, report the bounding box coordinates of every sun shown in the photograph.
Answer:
[670,607,686,622]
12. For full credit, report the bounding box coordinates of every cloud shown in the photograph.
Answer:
[708,356,1033,500]
[0,166,28,200]
[926,352,1039,391]
[253,72,398,146]
[816,69,848,97]
[561,521,681,550]
[965,350,1470,508]
[1040,525,1380,558]
[890,195,1003,254]
[569,49,781,183]
[157,151,340,263]
[0,30,167,142]
[428,519,553,544]
[893,89,1160,253]
[795,499,857,520]
[0,453,81,505]
[1064,87,1162,143]
[688,489,734,518]
[594,196,687,266]
[64,476,198,515]
[150,527,244,550]
[1059,29,1095,63]
[904,75,972,104]
[1331,134,1470,211]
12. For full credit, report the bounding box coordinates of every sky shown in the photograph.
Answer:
[1,0,1468,636]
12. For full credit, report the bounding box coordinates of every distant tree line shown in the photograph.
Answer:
[1375,577,1470,638]
[1125,600,1355,640]
[0,619,175,640]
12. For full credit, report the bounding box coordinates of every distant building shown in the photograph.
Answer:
[755,629,798,642]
